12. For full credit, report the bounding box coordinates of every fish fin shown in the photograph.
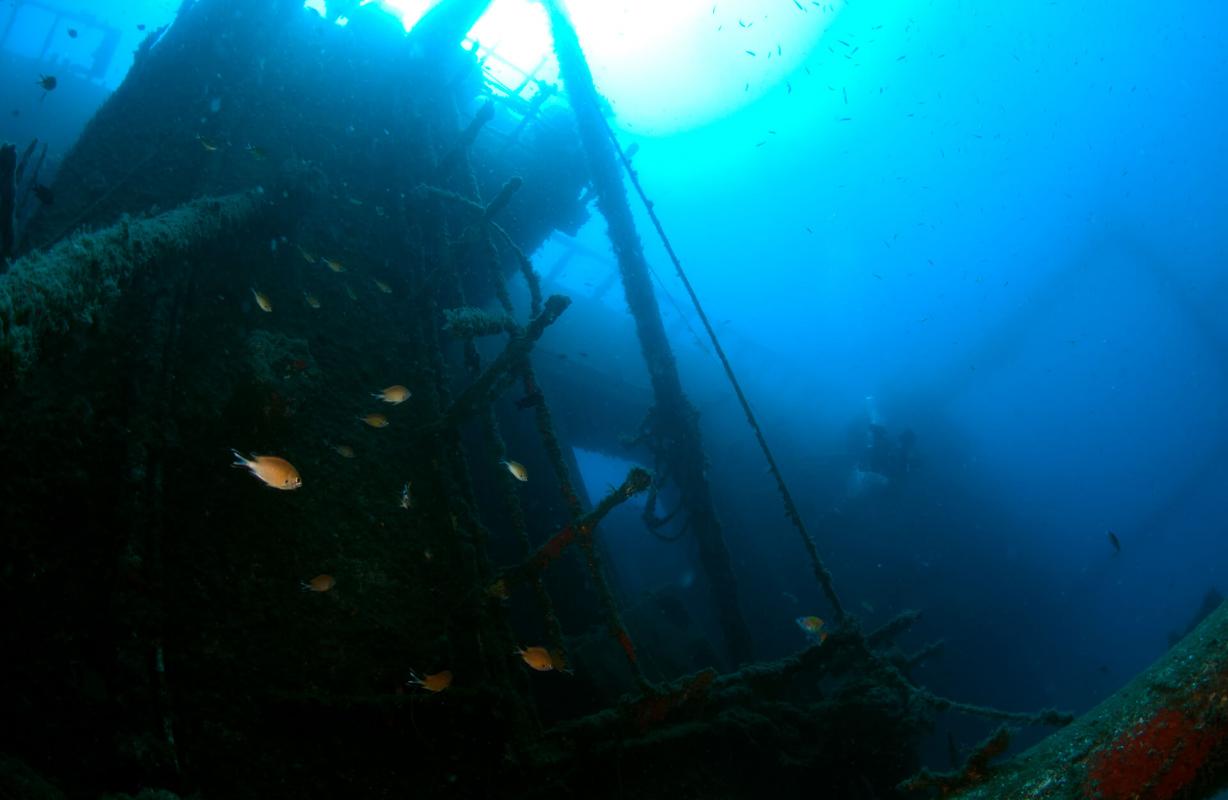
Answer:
[230,449,249,467]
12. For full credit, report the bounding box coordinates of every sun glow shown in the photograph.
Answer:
[315,0,845,135]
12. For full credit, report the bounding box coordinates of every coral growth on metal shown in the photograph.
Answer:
[1082,664,1228,799]
[628,669,716,733]
[489,467,651,595]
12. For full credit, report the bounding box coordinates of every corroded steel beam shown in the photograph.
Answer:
[545,0,756,666]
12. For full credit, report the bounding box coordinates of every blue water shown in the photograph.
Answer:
[546,0,1228,759]
[4,0,1226,781]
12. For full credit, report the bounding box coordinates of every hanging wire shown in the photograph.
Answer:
[597,115,849,626]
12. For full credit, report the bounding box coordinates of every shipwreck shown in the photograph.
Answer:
[1,1,1225,798]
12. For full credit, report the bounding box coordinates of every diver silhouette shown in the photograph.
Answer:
[846,398,917,499]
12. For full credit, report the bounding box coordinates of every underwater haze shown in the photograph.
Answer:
[2,0,1227,796]
[554,0,1228,738]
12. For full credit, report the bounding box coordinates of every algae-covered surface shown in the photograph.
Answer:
[0,191,264,383]
[942,601,1228,800]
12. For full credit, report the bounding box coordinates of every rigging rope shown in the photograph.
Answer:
[599,116,849,625]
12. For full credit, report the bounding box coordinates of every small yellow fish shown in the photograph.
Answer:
[344,284,358,301]
[331,444,356,458]
[407,670,452,693]
[301,574,335,592]
[487,579,510,600]
[501,459,528,482]
[231,450,302,490]
[296,244,317,264]
[244,143,268,160]
[373,279,392,294]
[251,288,273,313]
[372,385,411,405]
[358,413,389,428]
[516,646,555,672]
[196,134,220,151]
[322,257,346,273]
[302,291,321,309]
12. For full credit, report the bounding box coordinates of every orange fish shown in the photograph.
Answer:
[358,413,389,428]
[231,450,301,490]
[516,646,555,672]
[372,385,411,405]
[301,574,335,592]
[408,669,452,692]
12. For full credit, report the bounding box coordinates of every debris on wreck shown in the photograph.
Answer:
[0,136,49,266]
[899,725,1013,797]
